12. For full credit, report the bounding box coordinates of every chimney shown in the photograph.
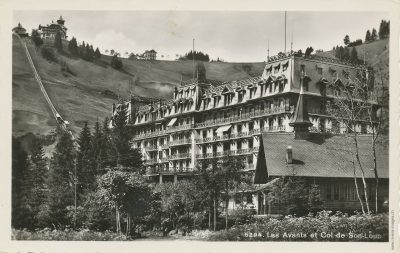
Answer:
[289,69,313,139]
[286,145,293,164]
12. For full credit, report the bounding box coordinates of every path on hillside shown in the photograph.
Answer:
[15,33,73,137]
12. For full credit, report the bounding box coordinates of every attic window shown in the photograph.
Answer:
[282,60,289,71]
[273,63,280,73]
[317,67,323,75]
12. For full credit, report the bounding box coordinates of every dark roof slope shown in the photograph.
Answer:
[256,133,388,180]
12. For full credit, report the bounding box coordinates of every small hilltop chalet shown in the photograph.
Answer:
[143,49,157,60]
[111,51,389,214]
[12,23,28,37]
[37,16,68,41]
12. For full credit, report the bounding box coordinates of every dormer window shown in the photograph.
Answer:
[274,63,280,74]
[238,91,244,103]
[266,65,272,75]
[282,61,289,71]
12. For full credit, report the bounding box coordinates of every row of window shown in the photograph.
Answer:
[324,183,374,201]
[202,82,287,110]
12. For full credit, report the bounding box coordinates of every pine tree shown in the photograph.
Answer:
[85,44,92,61]
[371,28,378,41]
[77,122,94,191]
[343,47,350,61]
[101,117,115,168]
[343,35,350,46]
[94,47,101,59]
[28,139,48,226]
[68,37,79,56]
[45,132,76,227]
[112,105,130,166]
[91,120,104,172]
[365,30,371,43]
[110,54,123,70]
[80,41,86,59]
[350,47,358,64]
[12,137,34,229]
[54,31,63,52]
[379,20,390,39]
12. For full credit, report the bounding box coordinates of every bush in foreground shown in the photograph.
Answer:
[12,228,129,241]
[209,211,388,242]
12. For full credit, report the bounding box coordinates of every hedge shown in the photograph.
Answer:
[209,211,388,242]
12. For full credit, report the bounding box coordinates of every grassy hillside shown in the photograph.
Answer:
[12,35,265,137]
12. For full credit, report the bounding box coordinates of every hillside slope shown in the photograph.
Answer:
[12,36,265,136]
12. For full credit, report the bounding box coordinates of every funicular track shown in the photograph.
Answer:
[15,33,73,138]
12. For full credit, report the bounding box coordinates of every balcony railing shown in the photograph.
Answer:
[133,130,167,140]
[169,138,192,146]
[159,157,169,163]
[166,124,194,133]
[145,146,158,151]
[196,147,259,159]
[308,108,327,115]
[147,167,194,174]
[144,159,157,165]
[195,106,290,128]
[169,153,191,160]
[250,126,287,135]
[195,132,251,144]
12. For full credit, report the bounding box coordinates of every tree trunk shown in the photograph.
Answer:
[208,207,211,229]
[352,155,365,214]
[372,139,379,213]
[225,198,228,230]
[354,135,371,214]
[213,198,216,231]
[268,200,272,216]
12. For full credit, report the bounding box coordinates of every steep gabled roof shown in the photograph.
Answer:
[255,133,388,183]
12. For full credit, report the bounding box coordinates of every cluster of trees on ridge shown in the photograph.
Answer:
[29,30,123,71]
[334,20,390,62]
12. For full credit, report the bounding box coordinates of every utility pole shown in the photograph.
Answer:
[284,11,287,54]
[192,38,195,79]
[74,158,77,230]
[291,32,293,53]
[267,39,270,61]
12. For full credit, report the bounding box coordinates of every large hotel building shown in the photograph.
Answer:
[111,52,388,213]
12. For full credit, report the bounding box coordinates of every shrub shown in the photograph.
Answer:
[12,228,129,241]
[209,212,388,242]
[41,46,58,63]
[228,209,256,227]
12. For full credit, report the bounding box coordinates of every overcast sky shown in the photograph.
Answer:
[13,11,388,62]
